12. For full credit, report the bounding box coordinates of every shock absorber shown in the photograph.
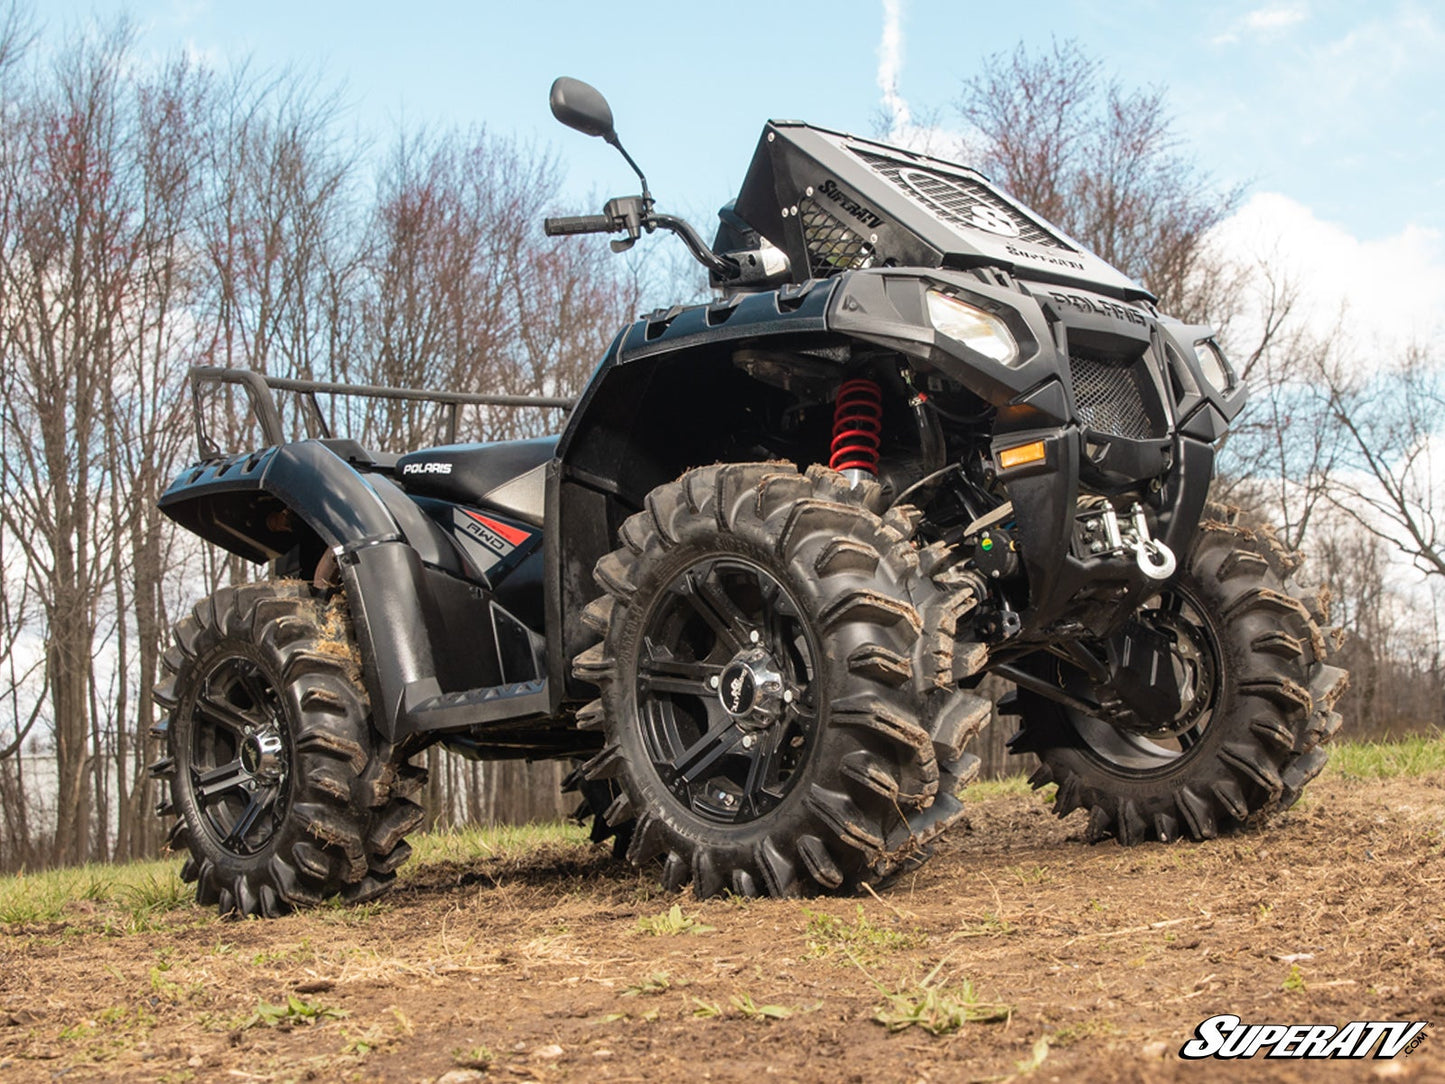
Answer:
[829,378,883,484]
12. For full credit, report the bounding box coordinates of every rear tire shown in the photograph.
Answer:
[151,582,425,917]
[1012,519,1347,843]
[574,463,989,897]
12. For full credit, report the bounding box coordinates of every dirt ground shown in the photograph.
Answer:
[1,768,1441,1084]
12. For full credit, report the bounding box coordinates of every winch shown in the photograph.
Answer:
[1075,500,1177,580]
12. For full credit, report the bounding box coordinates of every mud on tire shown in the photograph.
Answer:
[151,582,425,917]
[1014,518,1348,843]
[573,463,990,897]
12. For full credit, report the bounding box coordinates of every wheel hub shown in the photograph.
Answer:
[717,647,785,725]
[240,730,286,784]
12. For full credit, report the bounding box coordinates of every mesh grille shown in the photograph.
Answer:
[851,148,1067,250]
[1069,353,1160,440]
[798,197,875,277]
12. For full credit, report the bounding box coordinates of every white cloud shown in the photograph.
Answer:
[1210,192,1445,357]
[1244,4,1309,31]
[876,0,911,140]
[871,0,969,157]
[1312,5,1444,103]
[1212,3,1310,45]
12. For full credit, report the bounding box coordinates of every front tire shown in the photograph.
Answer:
[574,463,989,897]
[151,582,425,917]
[1013,519,1347,843]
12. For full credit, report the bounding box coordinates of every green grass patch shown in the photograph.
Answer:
[804,904,927,963]
[402,819,588,871]
[238,994,346,1030]
[961,774,1033,800]
[0,821,589,928]
[873,973,1011,1035]
[1329,733,1445,778]
[0,858,192,925]
[962,773,1057,805]
[729,993,795,1021]
[635,903,715,936]
[621,971,674,996]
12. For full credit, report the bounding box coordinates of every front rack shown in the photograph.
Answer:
[188,366,577,459]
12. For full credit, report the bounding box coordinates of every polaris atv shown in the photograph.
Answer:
[150,78,1346,916]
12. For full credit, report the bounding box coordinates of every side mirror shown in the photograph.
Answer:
[549,77,615,142]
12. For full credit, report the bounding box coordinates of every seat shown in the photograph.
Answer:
[394,436,558,525]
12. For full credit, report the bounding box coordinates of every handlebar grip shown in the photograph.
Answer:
[544,214,613,236]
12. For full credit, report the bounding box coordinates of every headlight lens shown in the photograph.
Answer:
[1193,339,1233,392]
[926,290,1019,366]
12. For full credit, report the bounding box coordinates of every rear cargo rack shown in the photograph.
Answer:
[188,365,576,458]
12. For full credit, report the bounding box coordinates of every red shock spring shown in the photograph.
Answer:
[829,378,883,475]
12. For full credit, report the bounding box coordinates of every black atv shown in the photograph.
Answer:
[150,78,1346,916]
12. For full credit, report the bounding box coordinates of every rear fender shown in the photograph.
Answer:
[160,440,486,741]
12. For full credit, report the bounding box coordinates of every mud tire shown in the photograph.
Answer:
[150,582,425,917]
[574,463,988,897]
[1013,519,1347,843]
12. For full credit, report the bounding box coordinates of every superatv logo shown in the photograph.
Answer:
[1180,1014,1430,1060]
[1004,242,1086,271]
[817,179,883,229]
[403,461,452,475]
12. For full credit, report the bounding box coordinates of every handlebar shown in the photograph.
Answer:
[543,214,614,236]
[546,199,741,280]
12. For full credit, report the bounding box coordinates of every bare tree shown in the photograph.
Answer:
[0,19,141,864]
[953,39,1242,318]
[102,56,214,861]
[1316,345,1445,581]
[1208,265,1345,550]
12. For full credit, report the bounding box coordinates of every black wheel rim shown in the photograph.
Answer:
[634,555,821,824]
[187,654,292,857]
[1070,586,1221,774]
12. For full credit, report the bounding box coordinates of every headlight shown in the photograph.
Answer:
[925,290,1019,366]
[1193,339,1233,392]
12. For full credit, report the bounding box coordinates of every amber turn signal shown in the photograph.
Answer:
[997,440,1047,470]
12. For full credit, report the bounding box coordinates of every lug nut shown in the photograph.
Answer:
[709,674,720,688]
[741,734,756,749]
[782,689,794,703]
[749,630,761,644]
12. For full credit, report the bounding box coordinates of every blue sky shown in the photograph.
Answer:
[37,1,1440,233]
[39,0,1445,338]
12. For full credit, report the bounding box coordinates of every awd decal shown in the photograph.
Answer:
[459,509,532,557]
[817,178,883,229]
